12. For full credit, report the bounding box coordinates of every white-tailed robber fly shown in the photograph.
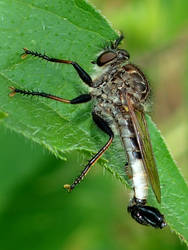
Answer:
[9,34,166,228]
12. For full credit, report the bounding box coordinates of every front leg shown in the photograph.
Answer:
[22,48,93,86]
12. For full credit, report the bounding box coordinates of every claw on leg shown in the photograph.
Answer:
[64,184,72,192]
[9,86,17,97]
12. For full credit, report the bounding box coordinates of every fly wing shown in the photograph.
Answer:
[126,93,161,203]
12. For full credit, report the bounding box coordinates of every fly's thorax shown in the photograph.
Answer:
[123,64,150,103]
[91,62,150,108]
[91,68,123,106]
[91,63,123,88]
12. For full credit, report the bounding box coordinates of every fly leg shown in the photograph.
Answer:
[22,48,92,86]
[64,112,114,191]
[9,87,91,104]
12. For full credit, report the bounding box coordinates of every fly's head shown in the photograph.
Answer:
[127,204,166,229]
[92,34,130,67]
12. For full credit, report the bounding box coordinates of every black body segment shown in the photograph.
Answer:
[92,112,114,137]
[70,94,91,104]
[71,62,92,85]
[128,204,166,229]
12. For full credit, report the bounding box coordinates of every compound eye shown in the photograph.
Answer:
[96,51,117,66]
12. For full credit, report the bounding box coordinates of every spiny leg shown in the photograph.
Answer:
[22,48,92,86]
[9,86,91,104]
[64,112,114,191]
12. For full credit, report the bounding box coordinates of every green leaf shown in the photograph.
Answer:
[0,0,188,244]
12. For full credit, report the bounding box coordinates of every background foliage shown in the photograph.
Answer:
[0,0,188,249]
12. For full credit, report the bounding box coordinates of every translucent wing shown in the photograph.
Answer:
[126,93,161,203]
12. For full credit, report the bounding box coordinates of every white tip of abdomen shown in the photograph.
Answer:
[132,159,148,200]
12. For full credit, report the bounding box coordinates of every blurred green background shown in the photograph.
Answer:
[0,0,188,249]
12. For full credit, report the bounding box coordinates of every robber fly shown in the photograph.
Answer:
[9,34,166,228]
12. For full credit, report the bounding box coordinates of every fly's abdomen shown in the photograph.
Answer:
[118,116,148,201]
